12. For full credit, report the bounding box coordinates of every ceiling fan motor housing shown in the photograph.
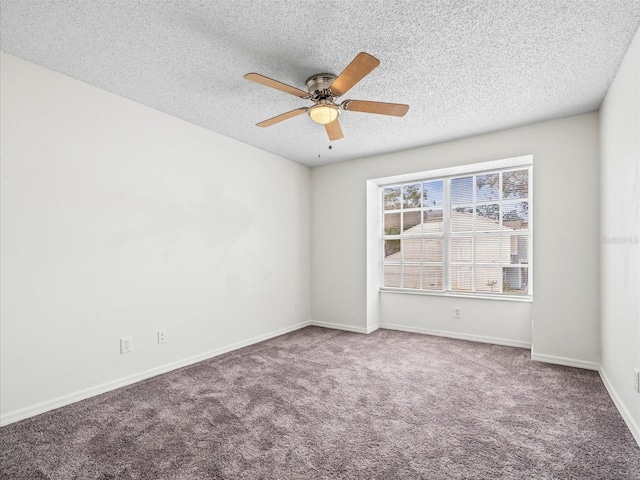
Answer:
[306,73,338,97]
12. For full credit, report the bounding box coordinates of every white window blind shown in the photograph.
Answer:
[382,166,531,297]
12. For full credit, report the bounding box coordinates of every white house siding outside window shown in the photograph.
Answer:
[382,166,531,298]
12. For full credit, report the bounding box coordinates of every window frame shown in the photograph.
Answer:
[380,163,532,300]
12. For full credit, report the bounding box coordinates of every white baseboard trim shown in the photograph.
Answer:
[530,352,599,371]
[599,366,640,447]
[367,323,381,334]
[379,322,531,349]
[309,320,379,334]
[0,320,311,427]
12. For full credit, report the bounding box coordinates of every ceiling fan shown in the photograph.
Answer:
[244,52,409,141]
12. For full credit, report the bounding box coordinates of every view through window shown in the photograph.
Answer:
[382,166,531,297]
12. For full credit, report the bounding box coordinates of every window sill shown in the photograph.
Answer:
[379,288,533,303]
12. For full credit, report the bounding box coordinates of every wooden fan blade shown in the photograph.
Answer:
[324,119,344,141]
[256,107,309,127]
[244,73,309,98]
[343,100,409,117]
[329,52,380,96]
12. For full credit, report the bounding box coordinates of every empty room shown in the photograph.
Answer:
[1,1,639,479]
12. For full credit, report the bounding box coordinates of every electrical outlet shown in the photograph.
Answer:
[453,307,461,318]
[634,369,639,393]
[120,337,132,354]
[158,330,166,344]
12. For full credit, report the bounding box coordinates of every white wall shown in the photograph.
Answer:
[599,28,640,443]
[312,113,600,365]
[0,53,311,423]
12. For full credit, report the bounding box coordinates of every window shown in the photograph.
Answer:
[382,166,531,297]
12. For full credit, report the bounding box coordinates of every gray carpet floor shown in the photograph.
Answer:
[1,326,639,479]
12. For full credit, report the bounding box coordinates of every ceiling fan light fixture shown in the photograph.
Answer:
[308,104,339,124]
[245,52,409,140]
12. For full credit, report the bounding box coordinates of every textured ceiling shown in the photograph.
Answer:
[1,1,640,167]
